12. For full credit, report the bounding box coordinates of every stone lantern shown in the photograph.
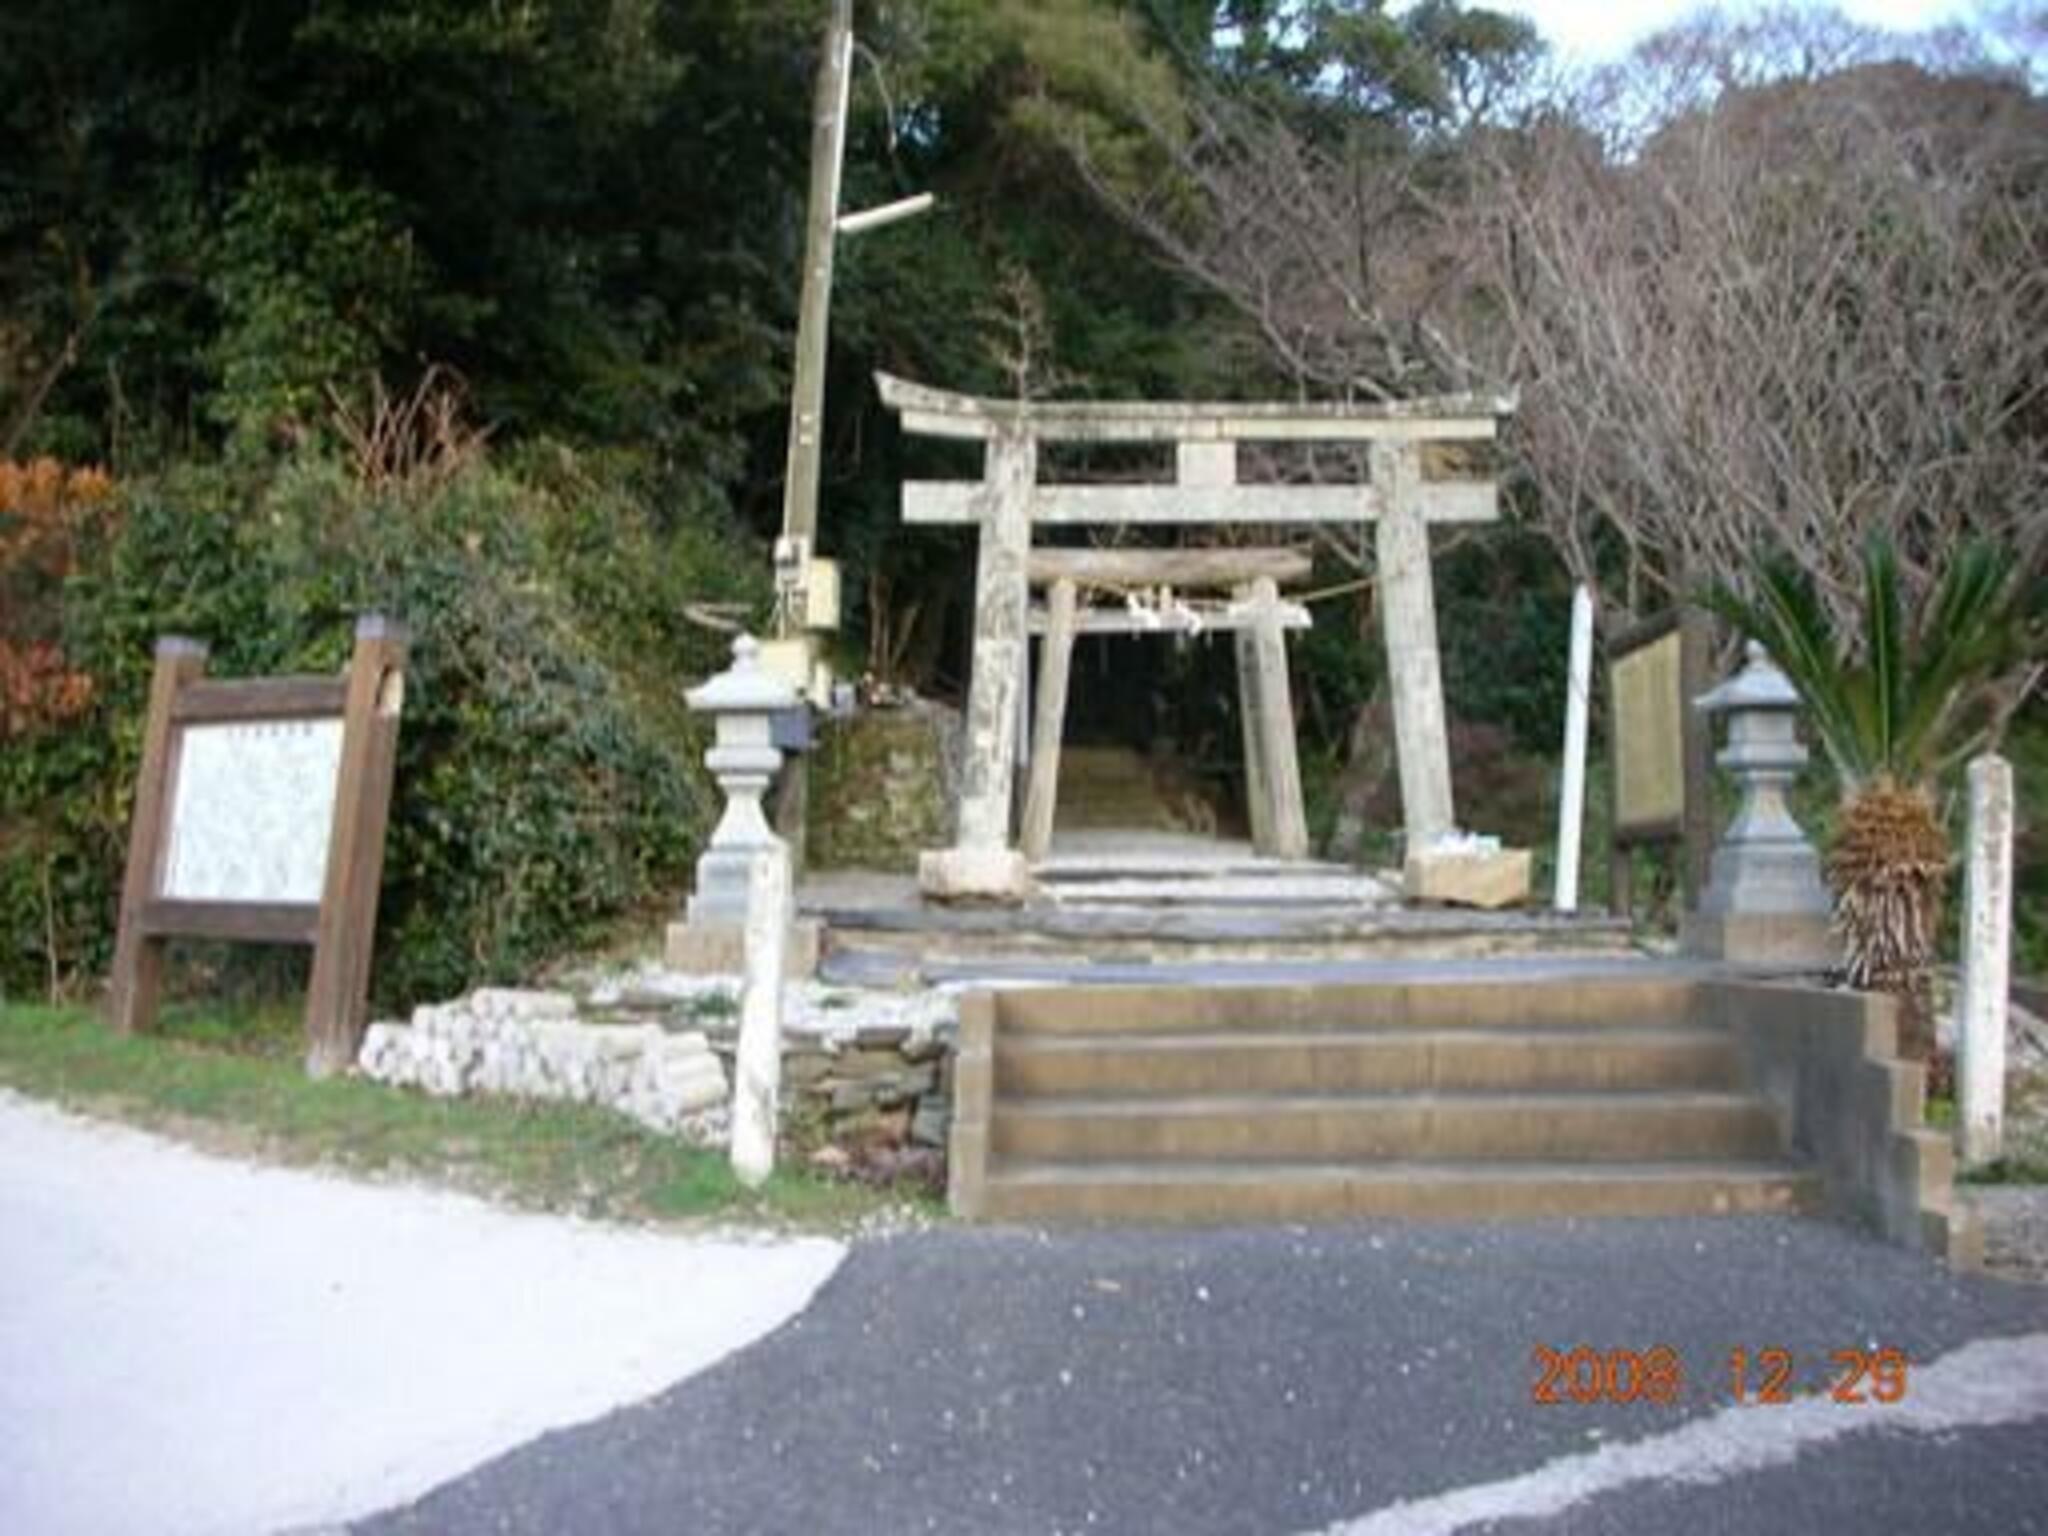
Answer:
[665,634,820,975]
[1682,641,1836,967]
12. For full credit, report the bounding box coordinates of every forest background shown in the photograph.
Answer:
[1,0,2042,1008]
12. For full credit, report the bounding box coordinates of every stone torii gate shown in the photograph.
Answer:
[1020,546,1315,863]
[876,373,1512,902]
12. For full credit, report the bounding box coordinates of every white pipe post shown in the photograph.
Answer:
[836,193,936,236]
[1554,584,1594,913]
[1958,753,2014,1168]
[731,839,792,1188]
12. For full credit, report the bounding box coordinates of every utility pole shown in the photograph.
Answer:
[769,0,932,870]
[780,0,855,559]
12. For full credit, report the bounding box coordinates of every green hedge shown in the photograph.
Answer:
[0,447,765,1007]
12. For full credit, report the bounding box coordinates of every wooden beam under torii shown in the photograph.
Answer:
[875,373,1513,902]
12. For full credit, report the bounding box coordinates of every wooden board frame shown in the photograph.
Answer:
[1604,607,1714,919]
[108,615,409,1076]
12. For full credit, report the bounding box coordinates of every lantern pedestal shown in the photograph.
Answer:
[667,636,820,978]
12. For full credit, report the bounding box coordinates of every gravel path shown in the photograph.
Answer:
[0,1091,842,1536]
[1976,1186,2048,1285]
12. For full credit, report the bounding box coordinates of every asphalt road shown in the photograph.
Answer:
[353,1217,2048,1535]
[1469,1421,2048,1536]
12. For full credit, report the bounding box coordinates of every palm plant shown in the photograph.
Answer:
[1704,536,2043,1057]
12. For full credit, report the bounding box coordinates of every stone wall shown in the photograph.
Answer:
[1700,980,1979,1264]
[358,988,730,1142]
[582,971,959,1169]
[806,699,960,871]
[359,966,965,1183]
[780,1021,953,1158]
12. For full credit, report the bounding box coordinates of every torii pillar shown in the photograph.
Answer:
[919,426,1037,901]
[1372,442,1456,851]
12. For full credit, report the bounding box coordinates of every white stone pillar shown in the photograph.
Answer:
[1250,575,1309,859]
[1554,584,1594,912]
[1371,442,1455,854]
[1020,577,1078,861]
[919,429,1036,901]
[731,840,791,1188]
[1959,753,2014,1169]
[1015,624,1032,772]
[1235,614,1274,855]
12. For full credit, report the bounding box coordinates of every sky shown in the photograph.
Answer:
[1494,0,1979,60]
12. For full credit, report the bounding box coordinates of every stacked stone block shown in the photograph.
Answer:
[358,988,729,1142]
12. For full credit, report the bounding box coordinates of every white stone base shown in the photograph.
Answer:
[664,919,820,978]
[918,845,1036,904]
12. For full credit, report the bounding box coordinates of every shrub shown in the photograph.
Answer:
[0,443,756,1008]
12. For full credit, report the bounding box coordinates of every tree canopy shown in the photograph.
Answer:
[2,1,2043,996]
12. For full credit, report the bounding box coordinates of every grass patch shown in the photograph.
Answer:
[682,990,739,1021]
[1964,1156,2048,1186]
[0,1003,934,1231]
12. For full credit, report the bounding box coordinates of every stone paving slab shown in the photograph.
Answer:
[1040,875,1402,908]
[810,903,1632,943]
[1974,1185,2048,1286]
[818,951,1728,989]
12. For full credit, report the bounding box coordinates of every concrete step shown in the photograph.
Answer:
[1034,846,1352,881]
[994,978,1695,1036]
[997,1028,1742,1097]
[990,1090,1784,1164]
[1056,800,1184,824]
[976,1160,1822,1224]
[819,920,1635,972]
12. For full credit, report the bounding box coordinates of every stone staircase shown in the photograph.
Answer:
[951,976,1821,1224]
[1054,745,1217,833]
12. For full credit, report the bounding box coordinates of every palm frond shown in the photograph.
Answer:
[1862,535,1900,771]
[1704,532,2040,1032]
[1701,558,1871,786]
[1895,541,2032,776]
[1704,533,2044,795]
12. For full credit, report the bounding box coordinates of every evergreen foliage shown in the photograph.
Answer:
[1706,536,2045,1041]
[0,2,2039,1001]
[1705,539,2043,797]
[1,439,765,1004]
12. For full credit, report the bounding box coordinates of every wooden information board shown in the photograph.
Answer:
[1610,621,1686,840]
[1605,609,1714,917]
[108,616,409,1075]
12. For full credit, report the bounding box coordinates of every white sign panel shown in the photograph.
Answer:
[159,719,345,905]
